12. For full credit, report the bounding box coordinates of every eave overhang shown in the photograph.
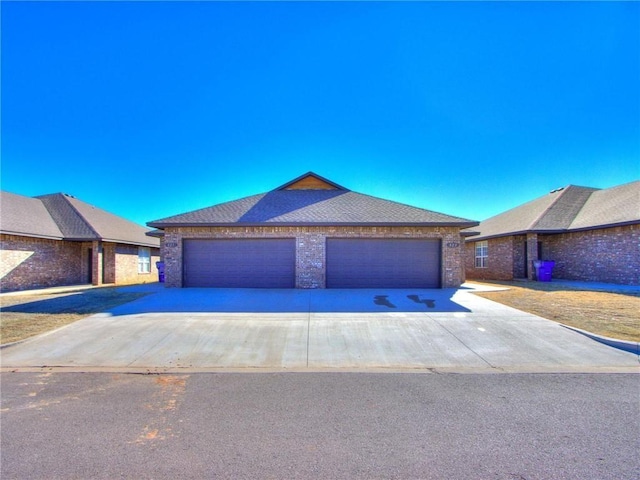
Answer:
[148,221,480,229]
[0,230,64,241]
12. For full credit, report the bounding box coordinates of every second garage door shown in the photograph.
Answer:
[183,239,295,288]
[326,238,441,288]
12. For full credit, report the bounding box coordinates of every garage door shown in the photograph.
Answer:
[326,238,441,288]
[183,239,295,288]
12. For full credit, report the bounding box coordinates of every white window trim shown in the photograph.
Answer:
[475,241,488,268]
[138,247,151,274]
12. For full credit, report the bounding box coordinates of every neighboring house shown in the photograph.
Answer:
[464,181,640,285]
[147,172,478,289]
[0,191,161,292]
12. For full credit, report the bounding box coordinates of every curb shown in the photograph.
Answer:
[560,324,640,355]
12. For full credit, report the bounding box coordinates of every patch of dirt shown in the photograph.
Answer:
[0,287,148,344]
[469,281,640,342]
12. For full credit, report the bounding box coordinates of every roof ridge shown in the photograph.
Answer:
[528,187,567,230]
[38,193,100,239]
[567,180,639,230]
[529,185,595,230]
[566,187,602,228]
[59,194,103,239]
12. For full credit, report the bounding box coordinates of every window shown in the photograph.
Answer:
[138,247,151,273]
[475,241,488,268]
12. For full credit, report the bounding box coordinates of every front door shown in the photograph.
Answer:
[87,248,93,284]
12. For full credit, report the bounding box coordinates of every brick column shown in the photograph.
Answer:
[296,233,325,288]
[526,233,538,280]
[91,240,103,286]
[163,232,182,288]
[442,233,464,288]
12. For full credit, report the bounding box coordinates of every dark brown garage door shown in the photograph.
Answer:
[326,238,441,288]
[183,239,295,288]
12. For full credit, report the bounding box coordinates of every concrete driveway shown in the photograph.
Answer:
[1,285,638,372]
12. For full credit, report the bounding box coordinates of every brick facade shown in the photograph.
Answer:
[464,236,515,281]
[0,234,83,291]
[465,224,639,285]
[113,244,161,285]
[161,226,465,289]
[1,233,161,292]
[542,224,639,285]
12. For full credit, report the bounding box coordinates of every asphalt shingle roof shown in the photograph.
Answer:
[1,191,159,247]
[37,193,98,239]
[0,191,63,239]
[465,180,640,241]
[148,186,477,227]
[569,181,640,230]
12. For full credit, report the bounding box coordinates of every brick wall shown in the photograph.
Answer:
[542,224,639,285]
[464,236,515,281]
[113,244,161,285]
[464,226,639,285]
[0,235,161,292]
[161,225,464,288]
[0,234,83,292]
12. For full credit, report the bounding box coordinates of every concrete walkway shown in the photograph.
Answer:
[1,285,638,373]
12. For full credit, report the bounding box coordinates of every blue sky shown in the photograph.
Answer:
[2,1,638,226]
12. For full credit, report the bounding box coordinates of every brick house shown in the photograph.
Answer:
[464,181,639,285]
[0,191,161,292]
[147,172,478,289]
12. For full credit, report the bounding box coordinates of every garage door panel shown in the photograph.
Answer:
[326,238,441,288]
[183,239,295,288]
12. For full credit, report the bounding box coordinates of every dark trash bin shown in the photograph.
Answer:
[156,261,165,283]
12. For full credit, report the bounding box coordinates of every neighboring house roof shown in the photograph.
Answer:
[148,172,478,228]
[0,191,64,240]
[0,191,159,248]
[465,180,640,241]
[569,181,640,230]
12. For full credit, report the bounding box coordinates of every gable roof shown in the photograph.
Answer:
[465,180,640,241]
[0,191,159,247]
[0,191,64,240]
[276,171,346,191]
[148,172,477,228]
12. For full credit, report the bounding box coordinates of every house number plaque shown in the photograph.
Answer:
[446,242,460,248]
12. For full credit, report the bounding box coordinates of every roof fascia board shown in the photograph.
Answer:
[0,230,64,241]
[149,221,479,228]
[566,220,640,233]
[101,238,161,248]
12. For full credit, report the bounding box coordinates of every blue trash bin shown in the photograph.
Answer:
[537,261,555,282]
[156,261,165,283]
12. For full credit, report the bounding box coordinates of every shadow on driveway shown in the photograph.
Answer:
[1,286,473,316]
[108,287,472,314]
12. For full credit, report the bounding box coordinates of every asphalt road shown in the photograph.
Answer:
[2,372,638,479]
